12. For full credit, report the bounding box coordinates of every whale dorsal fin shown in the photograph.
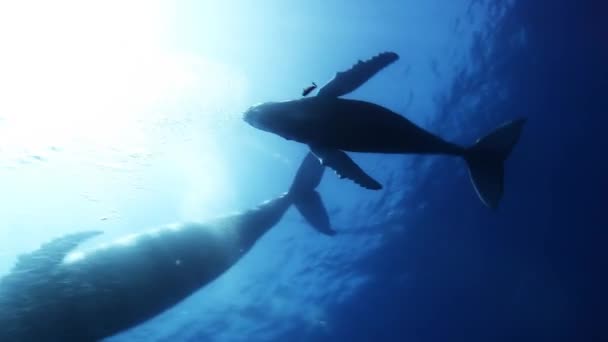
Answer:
[317,52,399,98]
[309,146,383,190]
[11,231,102,274]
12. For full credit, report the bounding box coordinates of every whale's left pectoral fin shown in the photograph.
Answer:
[11,231,103,274]
[317,52,399,98]
[310,146,382,190]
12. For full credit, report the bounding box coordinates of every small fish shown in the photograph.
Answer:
[302,82,317,96]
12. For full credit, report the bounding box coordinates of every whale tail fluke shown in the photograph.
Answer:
[290,153,335,235]
[464,118,526,209]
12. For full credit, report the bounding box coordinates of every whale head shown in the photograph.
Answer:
[243,100,309,141]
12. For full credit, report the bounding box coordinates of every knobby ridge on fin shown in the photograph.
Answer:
[317,51,400,98]
[309,146,382,190]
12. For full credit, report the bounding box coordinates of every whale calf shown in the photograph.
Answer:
[243,52,526,208]
[0,153,331,341]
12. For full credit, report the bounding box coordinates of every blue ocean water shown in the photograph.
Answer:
[0,0,606,341]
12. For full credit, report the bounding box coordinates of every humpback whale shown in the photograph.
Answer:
[0,153,332,342]
[243,52,526,208]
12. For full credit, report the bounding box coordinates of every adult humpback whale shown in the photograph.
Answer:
[243,52,526,208]
[0,153,332,342]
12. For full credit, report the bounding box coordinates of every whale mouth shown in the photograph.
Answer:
[243,103,277,133]
[243,106,263,129]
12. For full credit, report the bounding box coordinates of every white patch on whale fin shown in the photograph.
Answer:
[309,146,382,190]
[317,52,399,98]
[12,231,103,273]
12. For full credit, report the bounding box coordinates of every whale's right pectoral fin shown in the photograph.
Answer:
[317,52,399,98]
[12,231,103,274]
[310,146,382,190]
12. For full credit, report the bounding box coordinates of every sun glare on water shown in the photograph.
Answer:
[0,1,248,231]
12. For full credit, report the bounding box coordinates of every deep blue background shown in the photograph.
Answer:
[111,1,607,341]
[2,1,605,341]
[282,1,608,341]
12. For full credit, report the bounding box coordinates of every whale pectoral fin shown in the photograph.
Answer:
[12,231,103,274]
[310,146,382,190]
[317,52,399,98]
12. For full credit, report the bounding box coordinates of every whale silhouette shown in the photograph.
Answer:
[0,152,331,341]
[243,52,526,208]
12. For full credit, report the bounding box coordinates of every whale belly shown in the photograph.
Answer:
[0,223,243,341]
[302,98,455,154]
[63,224,241,339]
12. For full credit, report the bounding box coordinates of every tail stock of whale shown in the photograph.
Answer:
[464,118,527,209]
[289,152,335,235]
